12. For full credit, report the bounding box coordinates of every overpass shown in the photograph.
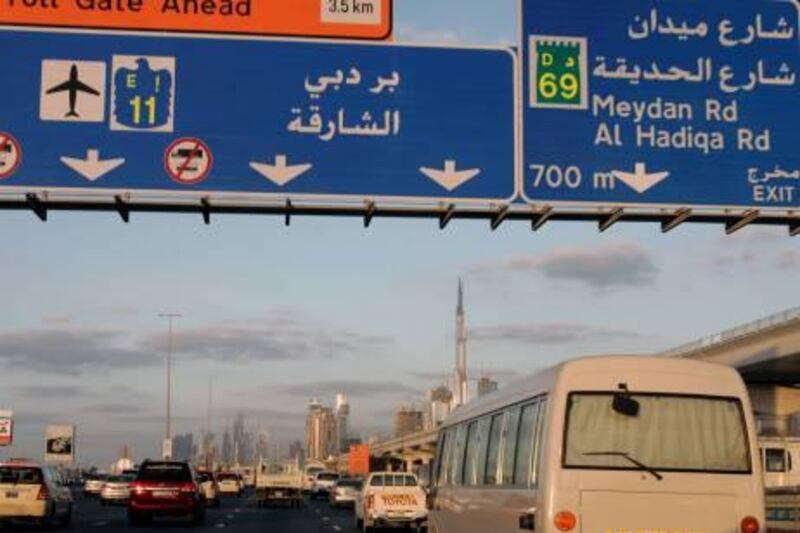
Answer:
[663,307,800,436]
[663,307,800,384]
[369,428,438,473]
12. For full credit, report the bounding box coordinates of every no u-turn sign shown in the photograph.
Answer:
[0,132,22,179]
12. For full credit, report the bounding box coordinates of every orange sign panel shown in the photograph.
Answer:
[0,0,393,40]
[349,444,370,476]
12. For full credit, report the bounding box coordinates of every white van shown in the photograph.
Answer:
[428,356,765,533]
[758,436,800,490]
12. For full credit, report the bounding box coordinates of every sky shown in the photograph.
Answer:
[0,0,799,467]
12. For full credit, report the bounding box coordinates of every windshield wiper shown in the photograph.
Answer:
[583,451,664,481]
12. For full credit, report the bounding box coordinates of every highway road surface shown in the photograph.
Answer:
[1,492,363,532]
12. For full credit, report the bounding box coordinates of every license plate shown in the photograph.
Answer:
[5,491,18,498]
[274,491,283,497]
[153,490,175,498]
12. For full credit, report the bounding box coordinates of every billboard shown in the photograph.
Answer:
[0,410,13,447]
[349,444,371,475]
[45,425,76,463]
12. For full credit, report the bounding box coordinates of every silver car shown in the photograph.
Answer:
[100,474,134,506]
[329,478,362,508]
[83,474,107,497]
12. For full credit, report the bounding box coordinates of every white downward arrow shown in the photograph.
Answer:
[250,155,312,186]
[61,149,125,182]
[420,160,481,192]
[611,162,670,194]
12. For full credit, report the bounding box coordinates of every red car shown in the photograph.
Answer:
[128,461,206,526]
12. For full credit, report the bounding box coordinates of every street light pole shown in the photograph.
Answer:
[158,313,182,459]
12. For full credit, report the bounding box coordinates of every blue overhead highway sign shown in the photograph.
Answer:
[0,30,516,205]
[521,0,800,210]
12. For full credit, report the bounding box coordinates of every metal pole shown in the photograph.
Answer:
[167,317,172,443]
[158,313,182,459]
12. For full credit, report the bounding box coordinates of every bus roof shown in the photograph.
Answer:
[442,355,746,428]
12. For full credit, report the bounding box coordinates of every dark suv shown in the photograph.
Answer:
[128,461,205,526]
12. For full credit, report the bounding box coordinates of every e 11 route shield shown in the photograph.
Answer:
[0,30,516,205]
[521,0,800,211]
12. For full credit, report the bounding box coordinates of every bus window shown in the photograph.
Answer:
[484,413,505,485]
[564,393,750,473]
[449,425,467,486]
[502,408,522,485]
[441,428,456,486]
[463,417,490,486]
[514,401,541,487]
[434,432,448,486]
[765,449,787,472]
[530,398,548,486]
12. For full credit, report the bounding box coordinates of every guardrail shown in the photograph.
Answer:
[663,307,800,358]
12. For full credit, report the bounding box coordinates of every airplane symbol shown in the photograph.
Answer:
[46,64,101,118]
[611,162,670,194]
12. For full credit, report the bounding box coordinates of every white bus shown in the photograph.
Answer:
[429,356,764,533]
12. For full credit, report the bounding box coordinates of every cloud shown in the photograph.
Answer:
[471,242,658,289]
[0,328,158,375]
[279,380,421,399]
[0,314,393,376]
[144,321,393,364]
[470,322,645,346]
[12,385,90,398]
[775,250,800,270]
[82,403,149,415]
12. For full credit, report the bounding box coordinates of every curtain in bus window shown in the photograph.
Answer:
[462,421,480,485]
[441,428,456,486]
[449,425,467,486]
[514,402,541,486]
[564,394,750,472]
[530,398,548,486]
[474,418,491,485]
[484,413,505,485]
[502,408,522,485]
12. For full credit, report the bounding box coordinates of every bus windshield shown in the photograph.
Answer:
[563,393,751,474]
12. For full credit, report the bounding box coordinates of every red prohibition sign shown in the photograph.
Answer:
[0,132,22,179]
[164,137,213,185]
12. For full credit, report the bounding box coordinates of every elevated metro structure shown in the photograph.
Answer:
[664,308,800,436]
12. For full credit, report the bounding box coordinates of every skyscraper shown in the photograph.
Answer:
[335,393,350,454]
[453,279,468,408]
[477,376,499,397]
[394,407,425,438]
[306,399,336,462]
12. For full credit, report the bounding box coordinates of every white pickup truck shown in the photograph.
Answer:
[355,472,427,532]
[255,460,303,508]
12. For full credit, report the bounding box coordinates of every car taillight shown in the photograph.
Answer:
[180,482,196,494]
[37,484,48,501]
[741,516,760,533]
[366,494,375,510]
[554,510,577,531]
